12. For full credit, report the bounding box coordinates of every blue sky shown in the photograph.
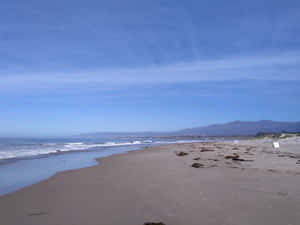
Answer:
[0,0,300,136]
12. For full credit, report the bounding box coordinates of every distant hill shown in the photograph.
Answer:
[79,120,300,138]
[175,120,300,136]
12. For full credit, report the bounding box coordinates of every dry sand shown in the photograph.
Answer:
[0,138,300,225]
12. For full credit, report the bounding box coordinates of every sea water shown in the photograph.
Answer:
[0,137,203,195]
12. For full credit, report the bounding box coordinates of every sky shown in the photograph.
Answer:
[0,0,300,137]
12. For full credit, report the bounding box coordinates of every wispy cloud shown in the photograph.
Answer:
[1,52,300,92]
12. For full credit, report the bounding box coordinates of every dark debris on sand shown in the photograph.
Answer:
[224,154,240,160]
[200,148,214,152]
[225,154,254,162]
[176,152,188,156]
[191,163,204,168]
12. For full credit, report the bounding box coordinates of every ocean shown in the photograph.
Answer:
[0,137,205,196]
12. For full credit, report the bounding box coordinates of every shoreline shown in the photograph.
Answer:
[0,140,208,196]
[0,139,300,225]
[0,144,146,196]
[0,143,182,197]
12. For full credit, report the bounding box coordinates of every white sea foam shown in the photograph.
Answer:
[0,139,204,160]
[0,141,145,160]
[0,149,59,160]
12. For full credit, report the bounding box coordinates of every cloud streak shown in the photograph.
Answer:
[1,52,300,92]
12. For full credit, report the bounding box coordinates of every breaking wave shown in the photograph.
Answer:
[0,141,144,160]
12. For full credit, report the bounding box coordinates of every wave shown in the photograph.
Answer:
[0,141,144,160]
[62,141,143,150]
[0,139,204,161]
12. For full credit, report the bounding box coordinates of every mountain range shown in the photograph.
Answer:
[79,120,300,138]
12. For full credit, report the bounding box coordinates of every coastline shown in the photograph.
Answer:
[0,139,300,225]
[0,144,147,196]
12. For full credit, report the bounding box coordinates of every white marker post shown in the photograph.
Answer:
[273,142,280,149]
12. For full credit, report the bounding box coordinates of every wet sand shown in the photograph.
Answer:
[0,138,300,225]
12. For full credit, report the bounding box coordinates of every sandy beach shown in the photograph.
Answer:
[0,138,300,225]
